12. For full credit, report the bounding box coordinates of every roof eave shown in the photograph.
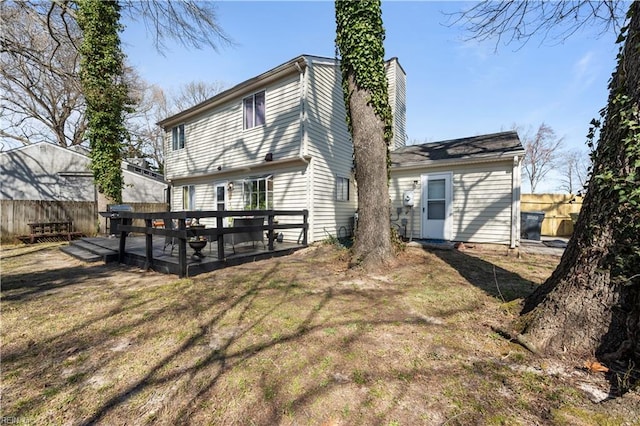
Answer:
[157,56,309,129]
[391,150,525,171]
[166,155,312,183]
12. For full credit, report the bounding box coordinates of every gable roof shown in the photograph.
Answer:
[157,55,312,129]
[157,54,405,130]
[390,131,524,169]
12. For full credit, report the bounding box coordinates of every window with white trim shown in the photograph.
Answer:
[243,91,265,130]
[182,185,195,210]
[336,176,350,201]
[172,124,185,150]
[243,176,273,210]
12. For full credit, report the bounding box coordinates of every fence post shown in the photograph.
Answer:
[267,212,274,251]
[178,218,187,278]
[302,209,308,246]
[216,215,225,260]
[144,218,153,270]
[118,230,127,263]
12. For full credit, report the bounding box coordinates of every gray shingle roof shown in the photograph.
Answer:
[391,131,524,167]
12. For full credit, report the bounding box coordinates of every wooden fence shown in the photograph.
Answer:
[1,200,168,243]
[521,194,583,237]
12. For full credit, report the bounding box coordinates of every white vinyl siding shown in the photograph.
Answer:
[305,61,357,241]
[163,75,301,182]
[386,58,407,151]
[390,161,516,244]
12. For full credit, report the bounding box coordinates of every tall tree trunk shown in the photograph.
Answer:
[520,2,640,374]
[347,74,392,267]
[335,0,394,269]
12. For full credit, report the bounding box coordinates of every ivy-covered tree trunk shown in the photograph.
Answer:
[77,0,130,204]
[335,0,394,269]
[520,3,640,382]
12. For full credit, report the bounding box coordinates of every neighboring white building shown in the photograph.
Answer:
[0,142,167,203]
[159,54,525,246]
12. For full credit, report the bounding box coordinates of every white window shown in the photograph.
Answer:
[336,176,350,201]
[182,185,195,210]
[243,176,273,210]
[172,124,185,150]
[243,91,265,130]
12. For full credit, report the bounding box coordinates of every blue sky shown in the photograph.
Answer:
[122,1,620,192]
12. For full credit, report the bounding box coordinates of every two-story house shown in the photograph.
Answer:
[159,54,525,247]
[158,55,406,243]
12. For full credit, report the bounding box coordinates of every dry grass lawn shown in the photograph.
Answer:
[1,241,639,425]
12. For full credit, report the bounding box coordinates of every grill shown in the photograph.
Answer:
[99,204,134,235]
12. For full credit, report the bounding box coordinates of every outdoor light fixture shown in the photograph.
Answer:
[228,182,234,192]
[265,153,273,162]
[217,165,222,171]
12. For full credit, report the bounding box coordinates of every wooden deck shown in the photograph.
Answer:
[84,209,310,277]
[78,236,305,277]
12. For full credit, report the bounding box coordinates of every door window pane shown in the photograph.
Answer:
[216,186,225,211]
[428,200,445,220]
[428,179,445,200]
[427,201,444,220]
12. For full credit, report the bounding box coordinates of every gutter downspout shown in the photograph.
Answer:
[510,155,521,249]
[296,59,313,242]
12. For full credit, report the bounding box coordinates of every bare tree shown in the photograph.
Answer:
[172,80,227,112]
[0,2,86,147]
[451,0,627,48]
[120,0,232,51]
[125,79,227,173]
[519,123,564,193]
[456,1,640,388]
[558,148,590,194]
[1,0,229,155]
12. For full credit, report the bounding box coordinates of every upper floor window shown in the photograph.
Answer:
[243,91,265,130]
[336,176,350,201]
[172,124,185,150]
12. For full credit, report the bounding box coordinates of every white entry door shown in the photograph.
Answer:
[421,173,452,240]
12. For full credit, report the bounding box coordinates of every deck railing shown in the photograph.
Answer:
[115,210,308,277]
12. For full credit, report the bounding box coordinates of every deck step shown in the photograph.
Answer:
[60,244,103,263]
[60,238,119,263]
[70,239,118,257]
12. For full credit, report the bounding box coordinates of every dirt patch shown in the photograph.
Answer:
[1,242,638,425]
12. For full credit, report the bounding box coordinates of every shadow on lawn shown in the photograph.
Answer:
[4,247,546,425]
[1,264,122,302]
[431,248,538,302]
[75,262,434,425]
